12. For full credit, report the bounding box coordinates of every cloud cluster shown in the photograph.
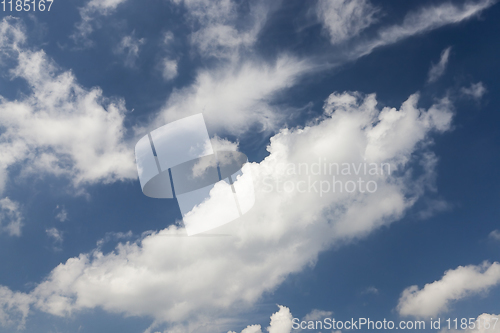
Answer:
[0,89,453,330]
[156,0,493,138]
[0,0,496,329]
[0,18,137,193]
[397,262,500,318]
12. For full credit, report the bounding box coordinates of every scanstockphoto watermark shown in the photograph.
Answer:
[292,317,426,330]
[260,159,392,195]
[292,316,499,331]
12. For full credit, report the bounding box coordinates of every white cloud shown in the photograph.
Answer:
[316,0,379,45]
[72,0,129,45]
[0,18,136,192]
[155,55,313,136]
[461,82,487,100]
[418,197,451,219]
[190,135,240,178]
[303,309,333,322]
[0,286,31,330]
[163,31,175,45]
[240,325,264,333]
[228,305,293,333]
[95,231,133,248]
[0,197,23,237]
[428,47,452,83]
[46,227,63,243]
[0,17,25,55]
[55,205,68,222]
[351,0,496,59]
[489,230,500,241]
[152,7,315,136]
[46,227,64,251]
[362,286,379,295]
[293,309,334,333]
[158,31,178,81]
[210,135,239,152]
[115,33,146,68]
[0,2,495,329]
[168,0,495,66]
[173,0,275,59]
[0,90,454,329]
[397,262,500,318]
[267,305,293,333]
[154,0,493,139]
[162,59,178,81]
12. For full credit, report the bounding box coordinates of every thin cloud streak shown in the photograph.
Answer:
[428,47,452,83]
[349,0,496,60]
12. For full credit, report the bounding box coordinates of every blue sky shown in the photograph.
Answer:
[0,0,500,332]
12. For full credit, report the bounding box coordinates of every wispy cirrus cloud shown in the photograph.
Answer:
[155,55,314,136]
[158,31,178,81]
[161,59,178,81]
[350,0,496,60]
[46,227,64,251]
[0,197,23,237]
[489,230,500,241]
[172,0,277,59]
[72,0,129,46]
[316,0,380,45]
[114,33,146,68]
[46,228,63,243]
[428,47,452,83]
[55,205,68,222]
